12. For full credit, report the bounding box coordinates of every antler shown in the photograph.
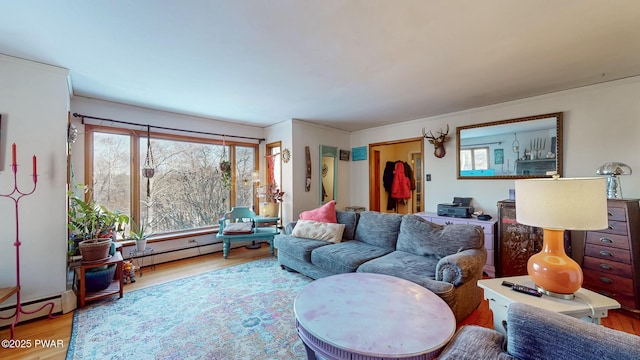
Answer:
[438,124,450,136]
[422,127,437,140]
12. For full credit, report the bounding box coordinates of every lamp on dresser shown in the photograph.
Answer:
[596,162,632,199]
[515,176,608,298]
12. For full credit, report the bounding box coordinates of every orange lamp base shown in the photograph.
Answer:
[527,228,583,299]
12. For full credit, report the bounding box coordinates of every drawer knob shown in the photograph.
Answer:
[599,250,613,257]
[608,212,614,217]
[608,225,614,230]
[599,237,613,243]
[599,263,614,270]
[599,277,613,284]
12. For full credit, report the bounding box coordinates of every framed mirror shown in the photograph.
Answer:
[457,112,563,179]
[319,145,337,204]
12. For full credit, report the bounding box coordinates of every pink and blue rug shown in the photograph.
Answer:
[67,258,311,359]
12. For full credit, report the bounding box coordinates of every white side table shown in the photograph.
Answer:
[478,275,620,337]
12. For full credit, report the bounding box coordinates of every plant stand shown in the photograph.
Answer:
[75,251,124,307]
[0,144,56,339]
[128,247,155,276]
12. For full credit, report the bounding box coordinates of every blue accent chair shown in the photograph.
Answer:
[216,206,278,259]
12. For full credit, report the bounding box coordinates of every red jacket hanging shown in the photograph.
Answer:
[391,162,411,199]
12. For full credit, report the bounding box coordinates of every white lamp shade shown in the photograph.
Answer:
[515,177,608,230]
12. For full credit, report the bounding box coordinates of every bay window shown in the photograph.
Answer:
[87,125,258,236]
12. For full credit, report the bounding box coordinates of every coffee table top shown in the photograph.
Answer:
[294,273,455,358]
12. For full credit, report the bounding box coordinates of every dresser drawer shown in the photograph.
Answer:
[485,250,494,266]
[601,220,628,236]
[484,234,494,251]
[583,269,634,296]
[584,244,631,264]
[607,207,627,222]
[585,231,630,250]
[582,281,637,309]
[474,222,495,235]
[583,256,633,278]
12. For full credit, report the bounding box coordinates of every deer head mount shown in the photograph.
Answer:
[422,125,451,158]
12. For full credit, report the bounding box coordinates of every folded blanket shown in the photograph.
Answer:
[222,222,254,235]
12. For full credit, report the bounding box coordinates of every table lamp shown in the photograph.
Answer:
[515,176,608,298]
[596,162,632,199]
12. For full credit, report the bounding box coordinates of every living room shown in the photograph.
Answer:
[1,1,640,359]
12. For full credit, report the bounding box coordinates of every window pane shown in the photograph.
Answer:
[140,138,229,233]
[460,149,473,170]
[235,146,256,208]
[92,133,131,218]
[474,149,489,170]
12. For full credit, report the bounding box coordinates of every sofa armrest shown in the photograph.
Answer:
[284,221,297,235]
[436,248,486,285]
[439,325,515,360]
[507,302,639,360]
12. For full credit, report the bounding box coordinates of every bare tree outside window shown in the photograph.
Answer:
[235,146,256,209]
[93,133,131,217]
[90,128,257,236]
[140,139,230,233]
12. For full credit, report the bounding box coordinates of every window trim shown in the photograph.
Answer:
[85,124,259,236]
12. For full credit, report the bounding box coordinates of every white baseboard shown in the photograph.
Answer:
[0,296,62,328]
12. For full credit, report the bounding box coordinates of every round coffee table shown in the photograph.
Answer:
[294,273,456,360]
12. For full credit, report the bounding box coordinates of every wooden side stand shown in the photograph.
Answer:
[75,251,124,308]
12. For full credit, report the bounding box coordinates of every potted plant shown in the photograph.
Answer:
[258,183,285,217]
[129,220,150,252]
[68,185,129,260]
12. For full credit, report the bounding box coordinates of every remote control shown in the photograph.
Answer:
[501,281,515,288]
[511,284,542,297]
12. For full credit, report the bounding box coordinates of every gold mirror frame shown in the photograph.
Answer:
[457,112,563,179]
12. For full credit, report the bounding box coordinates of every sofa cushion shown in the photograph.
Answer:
[354,211,403,250]
[222,222,253,234]
[291,219,346,243]
[311,241,393,274]
[274,235,332,262]
[299,200,337,223]
[336,211,359,240]
[357,250,452,293]
[397,215,484,258]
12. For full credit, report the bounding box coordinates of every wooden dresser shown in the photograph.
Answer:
[496,200,544,277]
[416,212,497,277]
[582,199,640,313]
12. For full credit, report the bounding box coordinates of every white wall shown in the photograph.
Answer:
[350,76,640,217]
[289,120,351,220]
[0,55,69,310]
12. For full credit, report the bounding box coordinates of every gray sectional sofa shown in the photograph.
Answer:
[274,210,487,321]
[439,302,639,360]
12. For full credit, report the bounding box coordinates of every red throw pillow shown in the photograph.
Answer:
[299,200,337,223]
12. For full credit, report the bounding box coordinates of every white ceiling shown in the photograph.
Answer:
[2,1,640,132]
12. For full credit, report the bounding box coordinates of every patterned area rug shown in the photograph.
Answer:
[67,258,311,360]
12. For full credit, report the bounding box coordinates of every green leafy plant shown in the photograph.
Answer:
[129,220,150,241]
[219,160,232,189]
[67,185,129,254]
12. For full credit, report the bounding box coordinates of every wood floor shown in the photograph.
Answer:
[2,245,639,359]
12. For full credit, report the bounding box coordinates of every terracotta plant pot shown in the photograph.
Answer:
[79,238,113,261]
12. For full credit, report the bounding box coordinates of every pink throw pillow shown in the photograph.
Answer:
[299,200,337,223]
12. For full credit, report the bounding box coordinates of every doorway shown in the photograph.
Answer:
[368,137,424,214]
